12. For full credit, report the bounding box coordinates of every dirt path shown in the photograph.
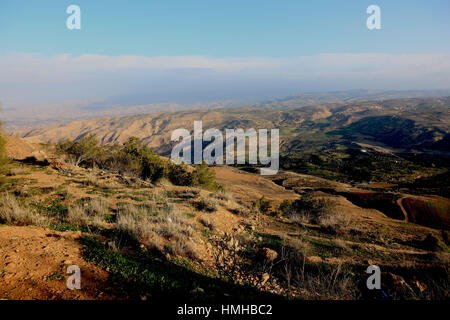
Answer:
[0,225,113,300]
[396,197,410,222]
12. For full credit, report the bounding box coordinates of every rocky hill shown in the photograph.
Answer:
[1,136,449,300]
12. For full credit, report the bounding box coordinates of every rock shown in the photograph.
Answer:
[255,247,278,263]
[49,161,64,170]
[67,231,82,240]
[260,273,270,286]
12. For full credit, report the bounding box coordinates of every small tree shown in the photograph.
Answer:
[167,162,194,186]
[140,153,167,182]
[279,192,335,223]
[192,161,220,191]
[57,134,100,167]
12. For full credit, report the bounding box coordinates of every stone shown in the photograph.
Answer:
[260,273,270,286]
[255,247,278,263]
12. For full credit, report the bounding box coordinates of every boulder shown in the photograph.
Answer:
[255,247,278,263]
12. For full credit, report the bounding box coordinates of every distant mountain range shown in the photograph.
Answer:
[4,89,450,131]
[11,96,450,159]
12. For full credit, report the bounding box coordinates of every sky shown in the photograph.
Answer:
[1,0,450,113]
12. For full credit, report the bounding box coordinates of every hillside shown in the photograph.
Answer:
[2,97,450,300]
[1,136,449,300]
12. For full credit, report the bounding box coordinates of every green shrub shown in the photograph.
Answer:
[167,163,194,186]
[57,137,220,189]
[193,198,218,213]
[253,196,271,213]
[57,134,101,167]
[192,162,221,191]
[141,153,167,182]
[279,192,335,223]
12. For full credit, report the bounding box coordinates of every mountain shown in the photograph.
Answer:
[4,89,450,131]
[11,96,450,154]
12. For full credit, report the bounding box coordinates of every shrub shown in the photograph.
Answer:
[279,192,335,224]
[57,136,220,189]
[67,205,91,227]
[140,153,167,182]
[193,198,218,213]
[57,134,101,167]
[167,163,194,186]
[192,162,221,191]
[253,196,271,213]
[422,234,446,252]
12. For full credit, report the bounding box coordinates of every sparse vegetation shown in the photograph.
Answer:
[0,193,45,226]
[116,201,199,259]
[2,99,449,301]
[253,196,271,214]
[57,136,220,190]
[192,198,218,213]
[279,192,336,224]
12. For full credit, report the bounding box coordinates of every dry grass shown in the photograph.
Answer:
[84,171,100,186]
[289,213,313,225]
[319,212,352,230]
[0,193,46,226]
[226,201,251,217]
[67,198,109,227]
[279,242,356,299]
[116,201,200,259]
[199,216,217,231]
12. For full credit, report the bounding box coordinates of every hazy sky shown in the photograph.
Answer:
[1,0,450,110]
